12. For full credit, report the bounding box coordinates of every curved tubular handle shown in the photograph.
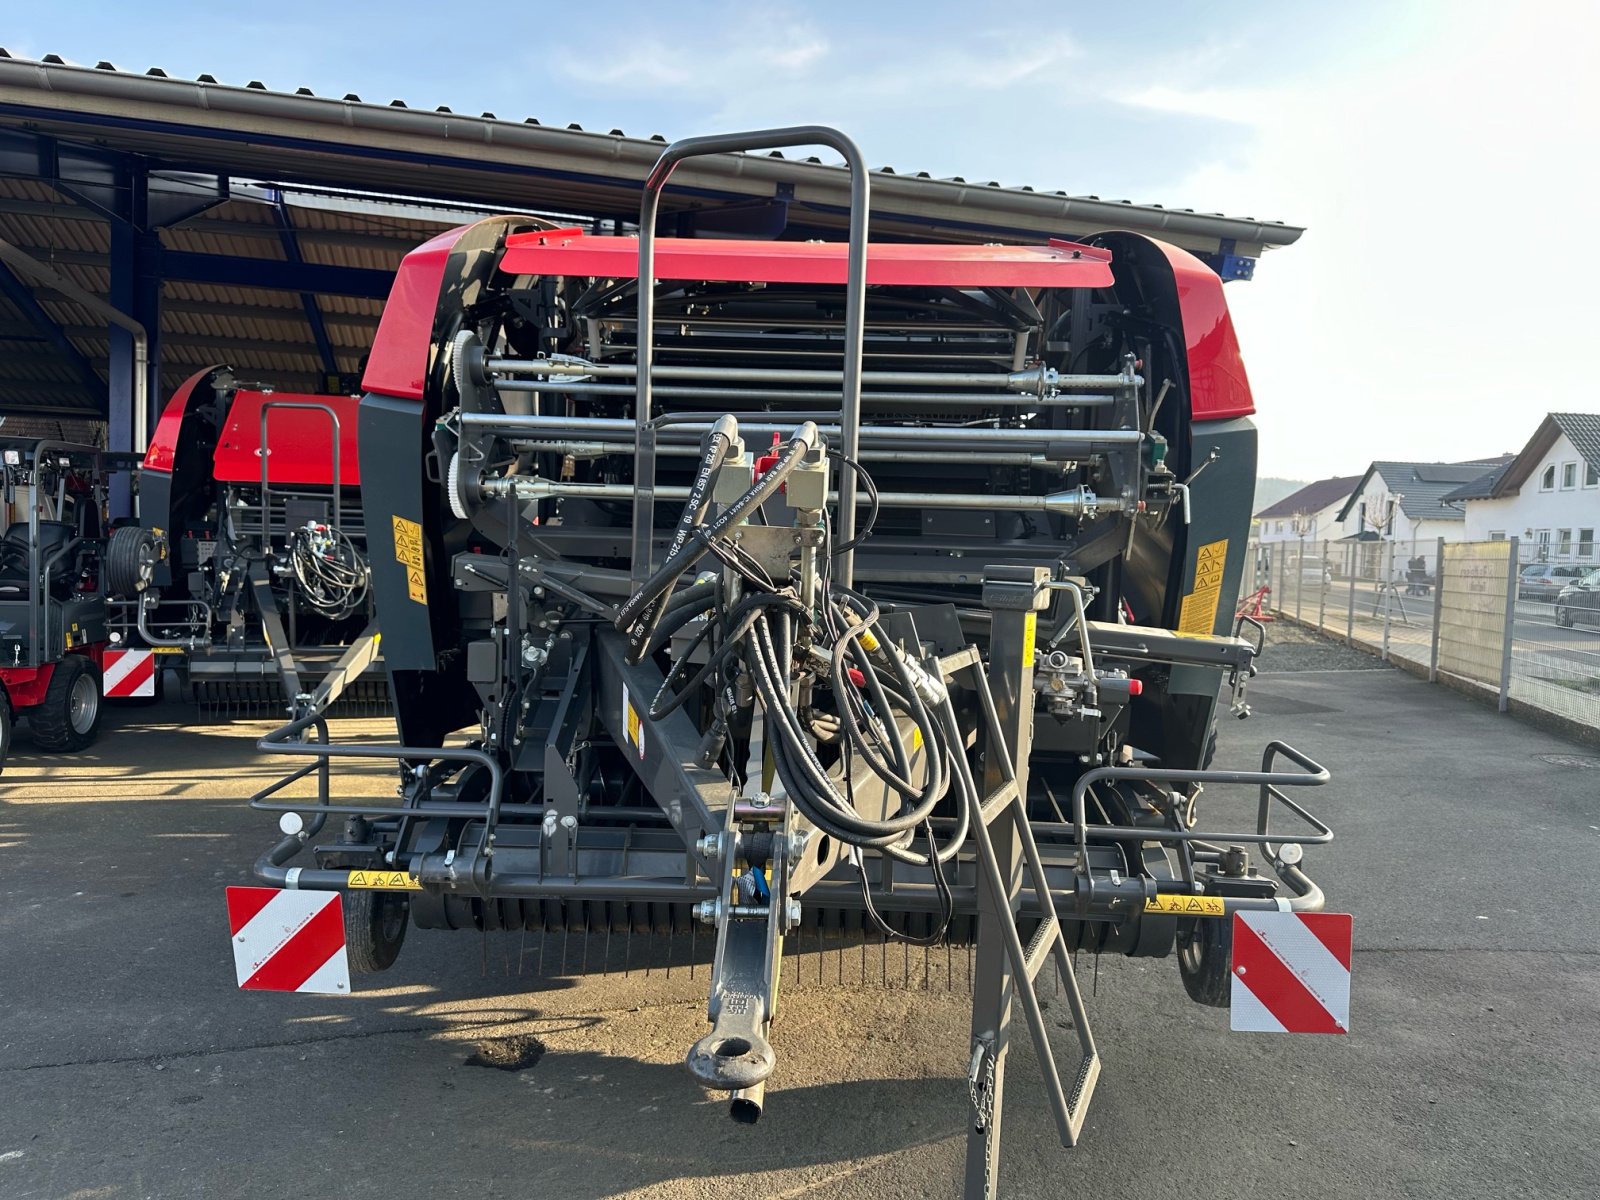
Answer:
[634,126,870,587]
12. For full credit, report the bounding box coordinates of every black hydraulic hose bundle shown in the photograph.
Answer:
[614,419,818,662]
[625,420,966,941]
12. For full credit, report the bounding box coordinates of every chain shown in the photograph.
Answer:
[967,1035,996,1130]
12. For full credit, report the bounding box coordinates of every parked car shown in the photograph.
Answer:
[1555,569,1600,627]
[1518,563,1586,601]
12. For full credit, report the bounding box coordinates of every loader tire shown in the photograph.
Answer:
[105,525,157,597]
[1177,913,1232,1008]
[344,889,408,973]
[31,655,102,752]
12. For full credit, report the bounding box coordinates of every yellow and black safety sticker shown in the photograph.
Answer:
[1021,610,1037,669]
[391,515,427,605]
[622,683,645,760]
[150,646,186,655]
[346,870,422,891]
[1177,538,1229,635]
[1145,893,1226,916]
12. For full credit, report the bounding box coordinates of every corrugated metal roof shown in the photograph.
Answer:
[0,46,1305,418]
[0,49,1302,252]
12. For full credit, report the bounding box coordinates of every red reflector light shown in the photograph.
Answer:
[1128,679,1143,696]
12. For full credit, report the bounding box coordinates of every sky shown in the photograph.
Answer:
[6,0,1600,478]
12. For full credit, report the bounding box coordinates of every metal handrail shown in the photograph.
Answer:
[258,401,343,548]
[631,126,870,587]
[1067,741,1332,860]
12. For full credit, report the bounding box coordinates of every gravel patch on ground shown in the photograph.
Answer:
[1256,617,1390,673]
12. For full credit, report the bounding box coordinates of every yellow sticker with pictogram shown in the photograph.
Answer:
[1021,610,1037,669]
[346,870,422,891]
[391,515,427,605]
[1144,893,1226,916]
[1177,538,1229,635]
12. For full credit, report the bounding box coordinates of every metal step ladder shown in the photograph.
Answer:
[961,565,1101,1199]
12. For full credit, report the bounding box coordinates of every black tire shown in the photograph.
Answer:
[104,525,157,597]
[1177,914,1232,1007]
[1556,605,1574,628]
[30,655,102,752]
[344,890,409,973]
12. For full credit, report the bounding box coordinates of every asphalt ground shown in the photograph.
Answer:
[2,640,1598,1200]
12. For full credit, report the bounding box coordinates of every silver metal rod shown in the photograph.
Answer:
[482,475,1116,515]
[487,357,1137,394]
[505,438,1059,468]
[492,378,1112,407]
[460,410,1141,450]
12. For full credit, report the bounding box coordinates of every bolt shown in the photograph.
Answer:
[694,898,721,926]
[696,832,724,861]
[786,898,802,929]
[751,792,772,809]
[787,833,809,860]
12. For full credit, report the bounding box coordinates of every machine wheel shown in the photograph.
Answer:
[344,890,409,973]
[31,656,103,752]
[104,525,157,596]
[1555,605,1574,628]
[1177,913,1233,1008]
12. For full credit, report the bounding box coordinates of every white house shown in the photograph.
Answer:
[1446,413,1600,565]
[1335,457,1511,575]
[1254,475,1361,545]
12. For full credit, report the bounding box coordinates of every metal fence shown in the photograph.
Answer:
[1246,538,1600,730]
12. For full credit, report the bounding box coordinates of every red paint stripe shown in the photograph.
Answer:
[1232,916,1343,1034]
[225,886,280,936]
[1299,912,1353,970]
[108,653,156,696]
[240,896,345,991]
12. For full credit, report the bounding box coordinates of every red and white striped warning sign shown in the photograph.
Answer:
[102,648,156,698]
[225,886,350,995]
[1230,911,1351,1034]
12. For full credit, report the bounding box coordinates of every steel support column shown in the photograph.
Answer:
[105,164,160,516]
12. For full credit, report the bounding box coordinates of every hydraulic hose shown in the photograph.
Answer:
[615,422,818,661]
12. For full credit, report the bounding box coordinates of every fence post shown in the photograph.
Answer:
[1295,534,1305,622]
[1498,536,1518,713]
[1429,536,1445,683]
[1317,539,1328,630]
[1381,538,1394,662]
[1346,542,1357,645]
[1272,544,1284,616]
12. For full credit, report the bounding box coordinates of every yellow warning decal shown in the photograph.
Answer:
[1021,610,1037,669]
[1177,538,1229,635]
[622,683,645,760]
[1145,893,1226,916]
[391,515,427,605]
[346,870,422,891]
[149,646,185,655]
